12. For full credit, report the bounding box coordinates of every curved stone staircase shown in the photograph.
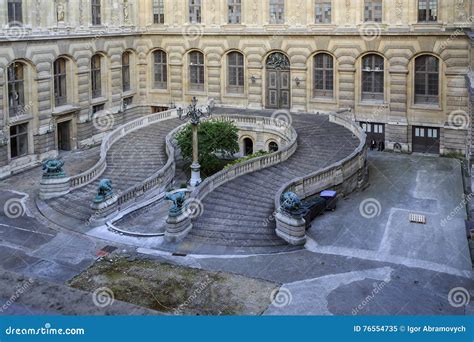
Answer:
[177,111,360,255]
[41,118,182,230]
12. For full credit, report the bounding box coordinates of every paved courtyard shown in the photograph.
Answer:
[0,148,472,315]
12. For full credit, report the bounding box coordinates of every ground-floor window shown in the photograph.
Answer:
[92,104,104,114]
[10,123,28,158]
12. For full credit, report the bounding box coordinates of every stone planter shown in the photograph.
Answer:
[89,195,119,227]
[39,177,71,200]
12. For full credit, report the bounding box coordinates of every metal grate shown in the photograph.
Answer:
[409,213,426,224]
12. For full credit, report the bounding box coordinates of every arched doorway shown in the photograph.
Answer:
[243,138,253,156]
[266,52,290,109]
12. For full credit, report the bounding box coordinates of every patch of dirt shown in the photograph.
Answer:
[68,256,278,315]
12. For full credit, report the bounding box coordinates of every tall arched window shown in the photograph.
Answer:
[362,54,384,101]
[313,53,334,98]
[54,58,67,106]
[91,54,102,98]
[415,55,439,104]
[227,51,244,94]
[153,50,167,89]
[7,62,25,117]
[122,52,131,92]
[189,51,204,92]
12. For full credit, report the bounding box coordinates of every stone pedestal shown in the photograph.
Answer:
[275,211,307,246]
[165,212,193,243]
[89,195,119,227]
[39,177,71,200]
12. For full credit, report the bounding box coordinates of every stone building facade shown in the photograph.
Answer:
[0,0,472,177]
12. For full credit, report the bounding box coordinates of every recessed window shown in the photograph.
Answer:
[7,0,23,23]
[414,55,439,105]
[54,58,67,107]
[189,0,202,23]
[228,0,242,24]
[153,50,168,89]
[227,52,244,94]
[189,51,204,92]
[362,55,384,101]
[10,123,28,159]
[92,104,104,114]
[313,53,334,98]
[153,0,165,24]
[7,62,25,117]
[364,0,383,22]
[122,52,131,92]
[315,0,331,24]
[123,96,133,108]
[91,55,102,99]
[269,141,279,152]
[269,0,285,24]
[91,0,101,26]
[418,0,437,22]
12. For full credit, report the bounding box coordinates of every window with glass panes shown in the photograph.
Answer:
[362,55,384,101]
[153,51,167,89]
[189,0,202,23]
[315,0,331,23]
[415,55,439,104]
[10,123,28,158]
[364,0,382,22]
[189,51,204,91]
[227,52,244,93]
[91,0,101,25]
[313,53,334,98]
[7,0,22,23]
[91,55,102,98]
[418,0,438,22]
[228,0,242,24]
[153,0,165,24]
[54,58,67,106]
[7,62,25,117]
[269,0,285,24]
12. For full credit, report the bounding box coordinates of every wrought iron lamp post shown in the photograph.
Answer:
[177,97,213,187]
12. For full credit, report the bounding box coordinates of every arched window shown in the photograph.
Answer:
[54,58,67,106]
[91,54,102,98]
[122,52,131,92]
[189,51,204,92]
[314,53,334,98]
[153,50,167,89]
[269,141,279,152]
[362,54,384,101]
[415,55,439,105]
[227,51,244,94]
[7,62,25,117]
[243,138,253,156]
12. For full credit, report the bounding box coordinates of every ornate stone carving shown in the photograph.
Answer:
[57,1,66,22]
[123,0,130,23]
[396,0,403,21]
[266,53,290,70]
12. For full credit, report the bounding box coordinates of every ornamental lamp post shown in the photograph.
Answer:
[177,97,213,187]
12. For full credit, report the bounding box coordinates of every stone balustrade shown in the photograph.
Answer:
[274,111,368,245]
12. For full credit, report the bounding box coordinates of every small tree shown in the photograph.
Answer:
[175,120,239,176]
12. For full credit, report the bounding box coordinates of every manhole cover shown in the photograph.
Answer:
[409,213,426,224]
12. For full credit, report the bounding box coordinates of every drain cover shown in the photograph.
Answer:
[409,213,426,224]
